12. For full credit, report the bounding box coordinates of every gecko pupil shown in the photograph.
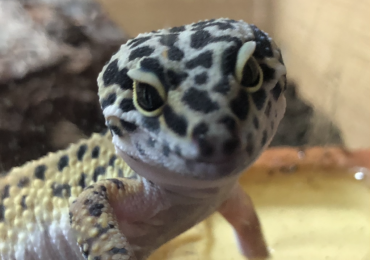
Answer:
[136,82,164,111]
[241,58,260,87]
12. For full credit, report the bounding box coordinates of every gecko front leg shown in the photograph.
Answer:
[218,184,269,260]
[70,178,138,260]
[69,175,171,260]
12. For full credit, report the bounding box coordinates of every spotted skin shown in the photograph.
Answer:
[0,18,286,260]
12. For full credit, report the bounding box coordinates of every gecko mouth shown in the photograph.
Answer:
[114,143,242,189]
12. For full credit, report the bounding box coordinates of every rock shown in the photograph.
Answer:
[0,0,127,171]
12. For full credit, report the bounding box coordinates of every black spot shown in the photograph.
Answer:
[91,146,100,158]
[169,25,185,33]
[103,60,133,90]
[101,93,117,109]
[34,165,46,180]
[163,144,170,157]
[100,186,107,192]
[108,155,117,167]
[160,34,178,46]
[253,117,259,129]
[135,143,145,156]
[261,130,268,146]
[0,205,5,222]
[69,212,73,224]
[77,144,87,161]
[186,51,213,69]
[163,106,188,136]
[128,46,155,61]
[250,25,273,58]
[223,138,239,154]
[213,77,230,94]
[51,183,71,198]
[251,89,267,110]
[58,155,69,171]
[108,124,122,137]
[260,63,275,82]
[182,88,219,113]
[194,72,208,84]
[219,116,236,132]
[192,20,210,27]
[93,167,106,182]
[89,203,104,217]
[192,122,208,138]
[167,70,188,89]
[84,199,91,205]
[142,117,160,132]
[127,36,151,48]
[78,173,86,189]
[82,250,89,258]
[168,46,184,61]
[147,138,156,147]
[140,58,168,90]
[120,119,137,132]
[109,179,125,190]
[119,98,135,112]
[211,36,242,45]
[193,21,235,31]
[265,100,272,116]
[1,185,10,199]
[20,195,27,209]
[190,30,212,49]
[221,44,241,76]
[271,81,282,100]
[18,177,30,188]
[109,247,128,255]
[230,90,249,120]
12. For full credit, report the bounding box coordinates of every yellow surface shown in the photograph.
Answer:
[149,168,370,260]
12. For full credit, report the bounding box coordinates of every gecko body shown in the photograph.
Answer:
[0,18,286,260]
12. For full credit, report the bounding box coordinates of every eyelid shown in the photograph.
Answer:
[127,68,166,100]
[235,41,256,83]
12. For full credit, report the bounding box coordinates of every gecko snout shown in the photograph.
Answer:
[191,118,241,160]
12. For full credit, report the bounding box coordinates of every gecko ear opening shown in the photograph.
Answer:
[235,41,263,93]
[127,68,166,117]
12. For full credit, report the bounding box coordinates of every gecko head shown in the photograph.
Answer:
[97,18,286,185]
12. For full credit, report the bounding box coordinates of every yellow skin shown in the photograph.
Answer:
[0,18,286,260]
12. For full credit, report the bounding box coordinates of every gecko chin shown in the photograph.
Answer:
[113,140,250,189]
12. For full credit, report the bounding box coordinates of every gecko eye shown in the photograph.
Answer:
[235,41,263,93]
[135,81,164,112]
[128,68,166,117]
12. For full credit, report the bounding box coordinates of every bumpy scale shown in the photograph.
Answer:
[0,18,287,260]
